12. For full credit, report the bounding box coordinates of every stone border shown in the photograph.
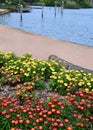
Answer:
[48,55,93,74]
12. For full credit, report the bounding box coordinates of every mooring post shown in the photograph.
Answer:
[42,2,44,18]
[20,4,23,20]
[55,2,57,16]
[61,0,64,14]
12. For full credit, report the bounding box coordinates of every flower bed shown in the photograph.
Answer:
[0,51,93,130]
[0,91,93,130]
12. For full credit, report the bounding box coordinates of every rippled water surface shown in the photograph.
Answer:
[0,6,93,46]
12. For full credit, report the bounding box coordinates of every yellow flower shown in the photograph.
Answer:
[33,71,36,74]
[78,82,82,86]
[52,76,57,79]
[0,51,3,54]
[85,88,89,92]
[14,71,18,74]
[16,67,19,70]
[75,70,79,73]
[20,68,23,71]
[83,77,87,81]
[57,80,63,83]
[27,68,31,71]
[54,62,58,65]
[7,51,13,55]
[59,72,63,75]
[91,78,93,82]
[64,83,68,86]
[66,76,71,81]
[88,73,92,76]
[52,72,57,74]
[32,65,36,69]
[41,68,45,71]
[58,76,61,79]
[60,68,63,71]
[27,62,31,65]
[24,73,29,76]
[50,67,55,72]
[87,82,91,86]
[72,78,76,81]
[80,70,84,73]
[78,81,84,86]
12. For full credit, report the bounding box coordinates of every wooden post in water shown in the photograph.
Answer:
[61,0,64,14]
[42,2,44,18]
[20,4,23,20]
[55,2,57,16]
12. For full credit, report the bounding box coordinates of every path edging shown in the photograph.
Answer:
[48,55,93,74]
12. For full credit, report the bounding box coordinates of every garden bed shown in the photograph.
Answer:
[0,51,93,130]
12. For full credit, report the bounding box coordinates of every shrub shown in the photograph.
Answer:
[65,1,80,9]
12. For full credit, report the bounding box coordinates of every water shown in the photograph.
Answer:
[0,6,93,46]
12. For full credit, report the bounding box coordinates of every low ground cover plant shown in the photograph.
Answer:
[0,51,93,93]
[0,91,93,130]
[0,51,93,130]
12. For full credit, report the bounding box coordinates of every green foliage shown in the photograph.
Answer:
[0,0,93,8]
[79,0,92,8]
[44,0,54,6]
[65,0,80,9]
[64,0,92,8]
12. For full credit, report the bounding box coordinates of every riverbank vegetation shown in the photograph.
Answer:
[0,51,93,130]
[32,0,93,8]
[0,0,93,11]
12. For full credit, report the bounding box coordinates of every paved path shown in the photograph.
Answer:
[0,25,93,71]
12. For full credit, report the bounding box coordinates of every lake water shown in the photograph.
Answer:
[0,6,93,46]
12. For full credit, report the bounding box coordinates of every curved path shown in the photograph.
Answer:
[0,25,93,71]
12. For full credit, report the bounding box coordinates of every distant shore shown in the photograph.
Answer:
[0,9,9,15]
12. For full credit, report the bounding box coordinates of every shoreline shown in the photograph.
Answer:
[0,25,93,71]
[0,9,9,15]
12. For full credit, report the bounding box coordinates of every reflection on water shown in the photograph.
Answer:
[0,6,93,46]
[0,13,11,25]
[20,18,23,27]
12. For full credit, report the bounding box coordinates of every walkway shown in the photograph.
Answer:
[0,25,93,71]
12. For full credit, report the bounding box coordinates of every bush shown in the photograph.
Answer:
[65,1,80,9]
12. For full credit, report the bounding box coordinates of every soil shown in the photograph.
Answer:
[0,83,62,101]
[0,85,17,97]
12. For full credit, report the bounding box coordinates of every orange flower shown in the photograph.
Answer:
[10,128,15,130]
[27,86,32,90]
[17,84,21,89]
[36,76,39,81]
